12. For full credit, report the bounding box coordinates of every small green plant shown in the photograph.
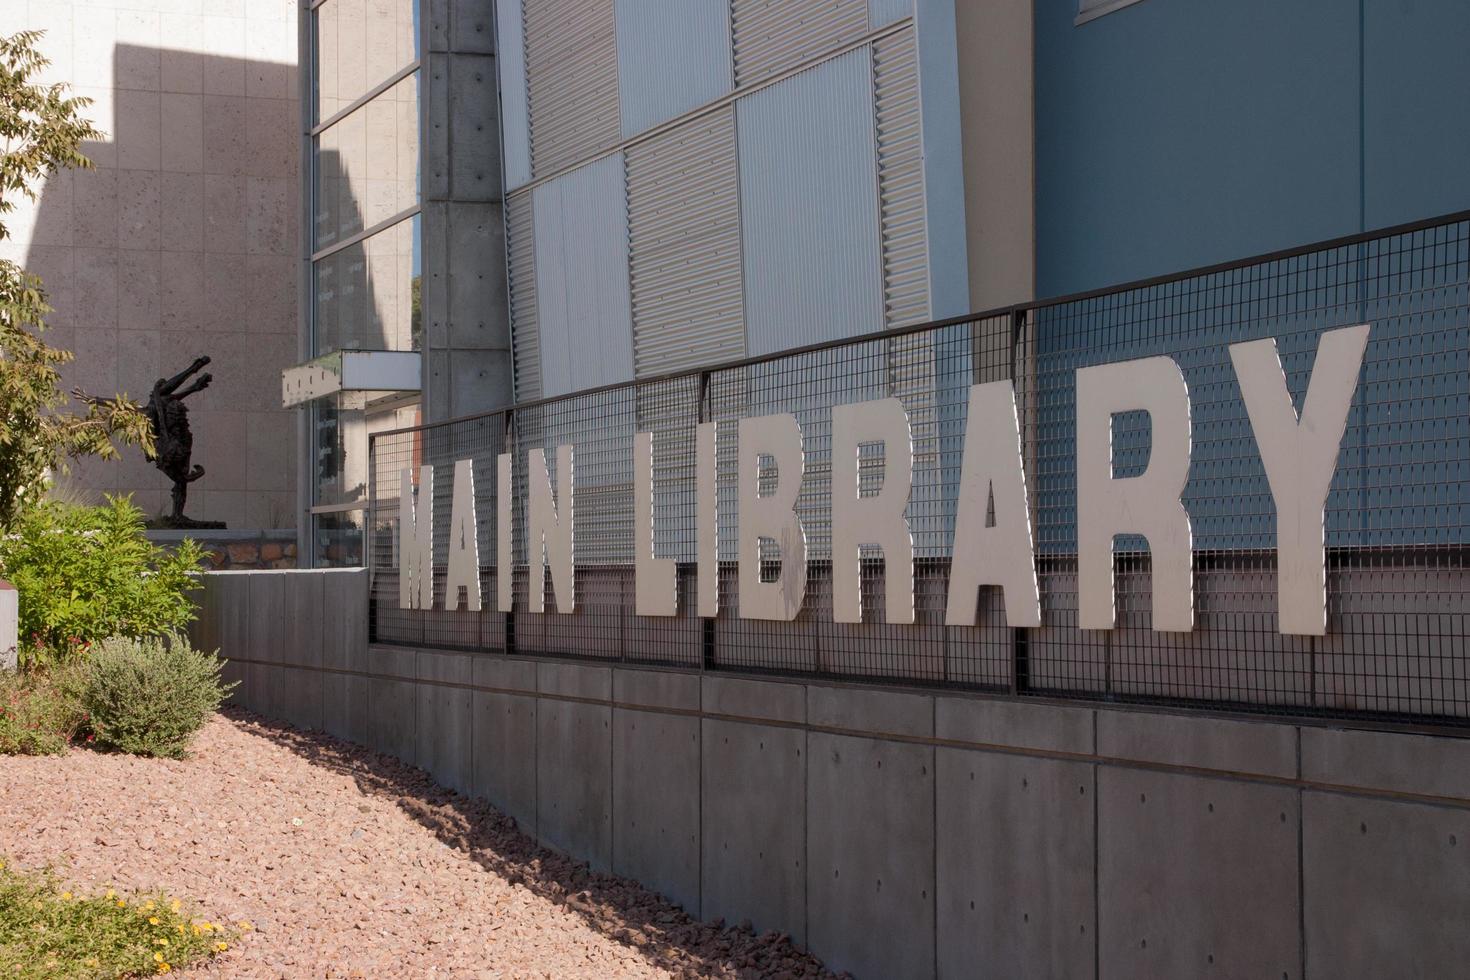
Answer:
[0,668,84,755]
[0,859,236,978]
[0,497,203,667]
[72,634,234,759]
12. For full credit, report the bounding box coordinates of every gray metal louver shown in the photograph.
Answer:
[524,0,621,178]
[506,190,541,403]
[730,0,868,88]
[626,107,746,379]
[874,27,929,329]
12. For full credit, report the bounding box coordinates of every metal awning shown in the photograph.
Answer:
[281,350,421,407]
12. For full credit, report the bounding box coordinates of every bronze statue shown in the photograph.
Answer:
[145,357,213,524]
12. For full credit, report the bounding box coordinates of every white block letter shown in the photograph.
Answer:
[1077,357,1194,632]
[1230,324,1370,635]
[696,421,718,618]
[527,445,575,613]
[399,466,434,610]
[445,459,481,611]
[737,414,807,620]
[831,398,914,624]
[496,452,513,612]
[634,431,677,616]
[945,382,1041,628]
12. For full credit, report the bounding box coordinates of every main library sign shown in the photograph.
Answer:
[396,325,1370,637]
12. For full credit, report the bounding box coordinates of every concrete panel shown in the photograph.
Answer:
[1098,767,1299,980]
[935,695,1094,755]
[937,748,1095,980]
[808,685,933,739]
[474,656,538,694]
[472,688,538,832]
[537,660,613,702]
[279,574,324,730]
[322,673,370,746]
[702,675,806,725]
[613,668,699,712]
[1097,710,1297,780]
[278,665,322,732]
[214,574,251,705]
[1301,727,1470,802]
[416,651,474,795]
[701,719,806,943]
[247,574,287,718]
[368,646,419,765]
[806,732,935,980]
[1303,791,1470,979]
[448,55,501,202]
[536,698,613,871]
[613,707,701,912]
[321,570,368,671]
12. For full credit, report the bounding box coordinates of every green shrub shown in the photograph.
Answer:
[0,496,203,668]
[0,668,84,755]
[0,859,235,978]
[73,634,235,759]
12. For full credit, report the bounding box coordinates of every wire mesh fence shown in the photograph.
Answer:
[370,213,1470,729]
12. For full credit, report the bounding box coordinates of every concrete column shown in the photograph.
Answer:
[422,0,513,421]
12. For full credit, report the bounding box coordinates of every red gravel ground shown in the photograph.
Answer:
[0,709,843,979]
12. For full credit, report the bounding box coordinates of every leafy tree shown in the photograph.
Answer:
[0,30,153,529]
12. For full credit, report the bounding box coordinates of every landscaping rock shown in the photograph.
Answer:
[0,710,847,979]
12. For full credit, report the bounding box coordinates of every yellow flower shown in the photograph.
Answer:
[170,899,181,913]
[149,916,160,925]
[158,965,171,975]
[215,942,229,952]
[143,900,156,911]
[155,938,170,947]
[176,924,186,935]
[60,892,71,900]
[238,920,253,931]
[153,953,164,963]
[117,899,127,908]
[105,889,115,899]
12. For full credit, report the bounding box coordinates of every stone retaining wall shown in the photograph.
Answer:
[147,531,297,571]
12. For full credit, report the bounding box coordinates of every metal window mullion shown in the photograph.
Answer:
[310,60,422,137]
[311,205,422,264]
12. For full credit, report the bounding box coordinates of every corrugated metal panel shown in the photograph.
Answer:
[531,153,635,398]
[497,0,533,188]
[730,0,868,87]
[615,0,732,138]
[874,27,929,329]
[626,107,745,378]
[524,0,621,178]
[506,190,541,402]
[868,0,910,29]
[737,48,883,356]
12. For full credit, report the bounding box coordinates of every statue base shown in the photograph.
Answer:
[146,516,228,531]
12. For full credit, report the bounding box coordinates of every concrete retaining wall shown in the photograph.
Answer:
[193,570,1470,979]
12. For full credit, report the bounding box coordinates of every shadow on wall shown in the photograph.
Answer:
[228,707,843,978]
[13,37,302,529]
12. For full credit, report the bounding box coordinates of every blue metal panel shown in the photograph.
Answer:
[1363,0,1470,230]
[495,0,532,189]
[615,0,732,138]
[1035,0,1360,297]
[531,154,635,398]
[737,49,884,356]
[870,0,911,29]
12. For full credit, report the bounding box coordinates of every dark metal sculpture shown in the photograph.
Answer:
[145,356,213,524]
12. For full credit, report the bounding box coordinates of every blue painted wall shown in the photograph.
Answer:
[1035,0,1470,298]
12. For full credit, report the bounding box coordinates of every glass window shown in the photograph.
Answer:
[313,73,420,252]
[313,214,421,355]
[313,510,367,567]
[313,0,420,124]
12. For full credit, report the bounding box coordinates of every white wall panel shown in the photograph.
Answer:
[737,49,883,356]
[615,0,732,138]
[506,191,541,402]
[627,108,744,377]
[531,154,635,397]
[730,0,868,87]
[524,0,621,178]
[496,0,532,188]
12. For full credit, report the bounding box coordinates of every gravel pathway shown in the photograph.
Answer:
[0,710,841,979]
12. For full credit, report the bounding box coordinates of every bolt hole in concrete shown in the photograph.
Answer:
[1141,794,1147,803]
[1208,802,1214,812]
[1023,913,1029,923]
[1209,954,1215,964]
[1362,822,1369,834]
[1452,835,1459,846]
